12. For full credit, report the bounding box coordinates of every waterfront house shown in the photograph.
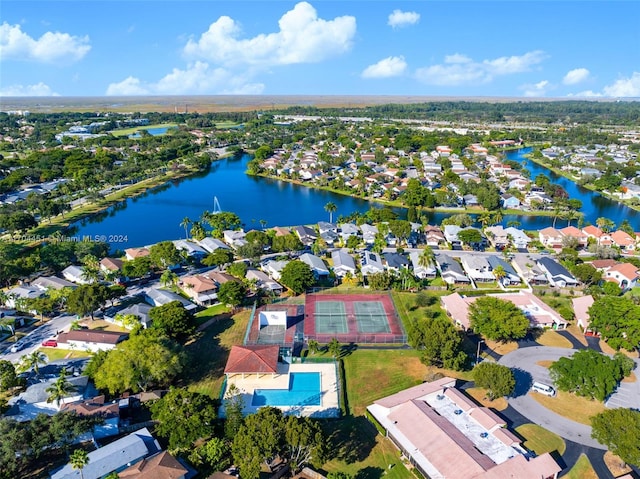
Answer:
[331,250,357,278]
[484,226,509,249]
[538,227,564,249]
[536,257,578,287]
[318,221,337,234]
[339,223,360,242]
[293,225,317,246]
[299,253,330,278]
[434,254,470,285]
[360,223,379,245]
[173,239,207,258]
[223,230,247,249]
[501,194,520,209]
[199,237,231,253]
[367,378,561,479]
[424,225,446,247]
[610,230,636,251]
[125,247,150,261]
[360,251,385,276]
[409,251,437,279]
[559,226,588,248]
[582,225,613,246]
[443,225,463,246]
[100,257,123,273]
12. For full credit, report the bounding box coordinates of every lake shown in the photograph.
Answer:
[128,127,171,138]
[71,150,639,250]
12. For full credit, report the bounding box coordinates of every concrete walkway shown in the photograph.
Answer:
[499,346,606,449]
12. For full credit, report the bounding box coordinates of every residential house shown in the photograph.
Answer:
[463,194,479,207]
[460,256,494,282]
[442,291,567,330]
[181,275,218,305]
[383,252,410,273]
[299,253,330,278]
[360,251,385,276]
[572,295,596,335]
[262,259,289,281]
[4,284,43,308]
[62,265,92,284]
[339,223,360,242]
[538,227,564,249]
[559,226,588,248]
[611,230,636,251]
[223,230,247,249]
[61,395,121,439]
[293,225,317,246]
[484,226,510,250]
[360,223,379,245]
[318,221,337,234]
[125,247,150,261]
[118,451,189,479]
[144,288,197,311]
[505,227,531,250]
[443,225,463,246]
[409,251,437,279]
[424,225,446,247]
[511,256,548,285]
[198,237,231,253]
[537,257,578,287]
[50,427,162,479]
[100,258,123,273]
[57,330,128,352]
[366,378,561,479]
[501,194,520,209]
[603,262,640,290]
[246,269,283,295]
[434,254,470,284]
[331,250,357,278]
[7,375,90,420]
[582,225,612,246]
[487,256,521,285]
[106,302,153,329]
[32,276,76,291]
[173,239,207,259]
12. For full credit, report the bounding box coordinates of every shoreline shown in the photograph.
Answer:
[249,171,559,219]
[524,153,640,214]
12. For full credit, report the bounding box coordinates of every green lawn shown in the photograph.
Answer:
[564,454,598,479]
[194,303,231,325]
[185,309,251,398]
[40,348,91,362]
[515,424,566,455]
[214,121,243,129]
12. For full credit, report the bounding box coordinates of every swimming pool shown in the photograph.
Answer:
[252,372,321,407]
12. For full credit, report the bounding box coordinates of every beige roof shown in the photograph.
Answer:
[572,295,594,328]
[607,262,640,280]
[468,408,505,431]
[582,225,603,237]
[539,227,561,237]
[125,247,150,258]
[611,230,635,246]
[374,376,456,408]
[119,451,188,479]
[182,275,217,293]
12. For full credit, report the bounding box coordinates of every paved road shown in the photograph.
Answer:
[1,314,76,363]
[605,356,640,409]
[499,346,606,449]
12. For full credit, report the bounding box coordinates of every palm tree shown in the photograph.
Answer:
[308,339,320,355]
[419,246,435,268]
[493,265,507,284]
[160,270,179,291]
[478,212,492,229]
[328,337,341,358]
[324,202,337,224]
[46,368,78,406]
[70,449,89,479]
[491,210,503,226]
[20,350,47,376]
[180,217,192,239]
[259,219,267,230]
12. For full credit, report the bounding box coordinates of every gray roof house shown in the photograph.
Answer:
[145,288,197,311]
[223,230,247,249]
[4,285,43,308]
[62,265,92,284]
[512,256,548,285]
[360,251,385,276]
[262,259,289,280]
[173,239,207,258]
[106,302,153,329]
[339,223,360,242]
[409,251,437,279]
[198,237,231,253]
[50,427,161,479]
[299,253,330,277]
[460,256,494,282]
[293,225,317,246]
[32,276,77,291]
[331,250,357,278]
[537,257,578,287]
[434,254,470,284]
[487,256,521,285]
[383,252,410,272]
[443,225,463,245]
[318,221,337,233]
[246,269,283,294]
[360,224,379,245]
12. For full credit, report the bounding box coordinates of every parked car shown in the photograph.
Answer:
[41,339,58,347]
[531,381,556,397]
[10,342,23,353]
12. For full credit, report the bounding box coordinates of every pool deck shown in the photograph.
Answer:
[222,362,340,418]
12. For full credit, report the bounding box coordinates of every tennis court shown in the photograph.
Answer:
[304,293,406,344]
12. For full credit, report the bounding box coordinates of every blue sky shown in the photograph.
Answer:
[1,1,639,98]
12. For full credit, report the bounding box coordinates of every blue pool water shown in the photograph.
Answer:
[252,372,321,407]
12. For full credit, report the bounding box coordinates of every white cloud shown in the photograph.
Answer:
[362,56,407,79]
[106,62,264,96]
[0,22,90,64]
[415,50,546,86]
[568,90,602,98]
[184,2,356,67]
[563,68,590,85]
[387,10,420,28]
[603,72,640,97]
[521,80,551,97]
[0,82,58,96]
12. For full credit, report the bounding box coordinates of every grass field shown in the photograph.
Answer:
[464,387,508,410]
[564,454,598,479]
[536,330,573,348]
[185,309,250,398]
[194,304,231,326]
[40,348,91,362]
[515,423,566,455]
[529,390,606,425]
[109,123,179,136]
[603,451,632,477]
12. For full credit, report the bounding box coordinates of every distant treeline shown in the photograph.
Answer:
[273,101,640,125]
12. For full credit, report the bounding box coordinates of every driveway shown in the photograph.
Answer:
[499,346,606,449]
[605,356,640,409]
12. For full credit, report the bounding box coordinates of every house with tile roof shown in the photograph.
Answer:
[57,330,128,352]
[224,345,280,378]
[611,230,637,251]
[603,262,640,290]
[572,295,595,335]
[367,378,561,479]
[119,451,189,479]
[181,274,218,305]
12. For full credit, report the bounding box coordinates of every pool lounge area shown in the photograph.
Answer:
[222,362,340,418]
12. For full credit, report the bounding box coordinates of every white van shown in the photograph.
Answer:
[531,382,556,397]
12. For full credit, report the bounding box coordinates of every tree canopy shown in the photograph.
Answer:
[549,349,634,401]
[591,408,640,467]
[407,316,468,370]
[472,362,515,400]
[217,280,247,308]
[149,241,182,269]
[587,296,640,351]
[66,283,110,320]
[469,297,529,341]
[280,260,315,294]
[149,301,196,341]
